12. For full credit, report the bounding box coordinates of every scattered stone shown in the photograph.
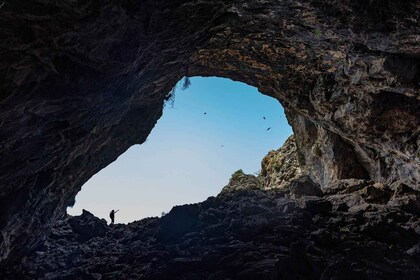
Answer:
[260,136,302,190]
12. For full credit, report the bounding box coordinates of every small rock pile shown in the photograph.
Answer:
[3,174,419,280]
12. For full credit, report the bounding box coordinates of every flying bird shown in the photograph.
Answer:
[263,116,266,120]
[204,112,207,115]
[266,127,271,131]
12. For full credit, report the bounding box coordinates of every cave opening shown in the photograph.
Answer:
[66,77,293,223]
[1,0,419,274]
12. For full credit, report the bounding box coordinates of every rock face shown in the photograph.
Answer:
[3,174,419,279]
[0,0,419,265]
[260,136,302,190]
[219,170,262,196]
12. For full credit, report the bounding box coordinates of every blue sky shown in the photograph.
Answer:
[67,77,292,223]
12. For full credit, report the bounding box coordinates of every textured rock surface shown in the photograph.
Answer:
[3,175,419,279]
[219,170,262,196]
[260,135,302,190]
[67,209,108,242]
[288,176,323,198]
[0,0,419,265]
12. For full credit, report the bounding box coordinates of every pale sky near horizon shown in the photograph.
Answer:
[67,77,292,223]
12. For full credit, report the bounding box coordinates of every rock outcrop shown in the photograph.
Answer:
[67,209,108,242]
[219,170,262,196]
[260,135,302,190]
[0,0,419,265]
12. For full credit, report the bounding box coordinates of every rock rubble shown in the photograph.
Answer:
[4,173,419,279]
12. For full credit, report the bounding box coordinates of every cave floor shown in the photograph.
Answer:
[3,179,420,280]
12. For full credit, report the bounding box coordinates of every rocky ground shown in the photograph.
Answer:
[3,171,419,280]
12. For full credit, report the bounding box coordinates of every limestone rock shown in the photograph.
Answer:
[260,135,302,190]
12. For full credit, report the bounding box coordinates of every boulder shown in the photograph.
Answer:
[67,210,108,241]
[297,196,332,215]
[289,176,323,198]
[156,204,200,243]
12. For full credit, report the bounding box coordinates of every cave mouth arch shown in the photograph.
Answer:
[0,0,418,266]
[67,76,293,223]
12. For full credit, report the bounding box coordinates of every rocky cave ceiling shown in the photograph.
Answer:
[0,0,419,265]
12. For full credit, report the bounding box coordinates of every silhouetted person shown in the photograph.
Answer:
[110,209,119,224]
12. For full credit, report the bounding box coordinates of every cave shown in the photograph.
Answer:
[0,0,419,277]
[67,76,293,222]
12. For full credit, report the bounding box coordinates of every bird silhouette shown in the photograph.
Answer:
[204,112,207,115]
[263,116,266,120]
[266,127,271,131]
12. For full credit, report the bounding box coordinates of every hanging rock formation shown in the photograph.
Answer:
[0,0,419,265]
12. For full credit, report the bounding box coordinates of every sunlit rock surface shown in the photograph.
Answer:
[0,0,419,265]
[260,135,302,190]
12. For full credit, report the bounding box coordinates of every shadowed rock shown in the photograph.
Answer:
[289,176,324,198]
[0,0,419,265]
[5,177,419,279]
[67,209,108,242]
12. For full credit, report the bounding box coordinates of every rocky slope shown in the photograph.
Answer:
[3,179,419,279]
[3,141,420,280]
[0,0,419,265]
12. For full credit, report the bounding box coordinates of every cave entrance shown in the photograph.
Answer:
[67,77,292,223]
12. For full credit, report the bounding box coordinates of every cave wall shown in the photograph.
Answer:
[0,0,419,265]
[187,0,420,188]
